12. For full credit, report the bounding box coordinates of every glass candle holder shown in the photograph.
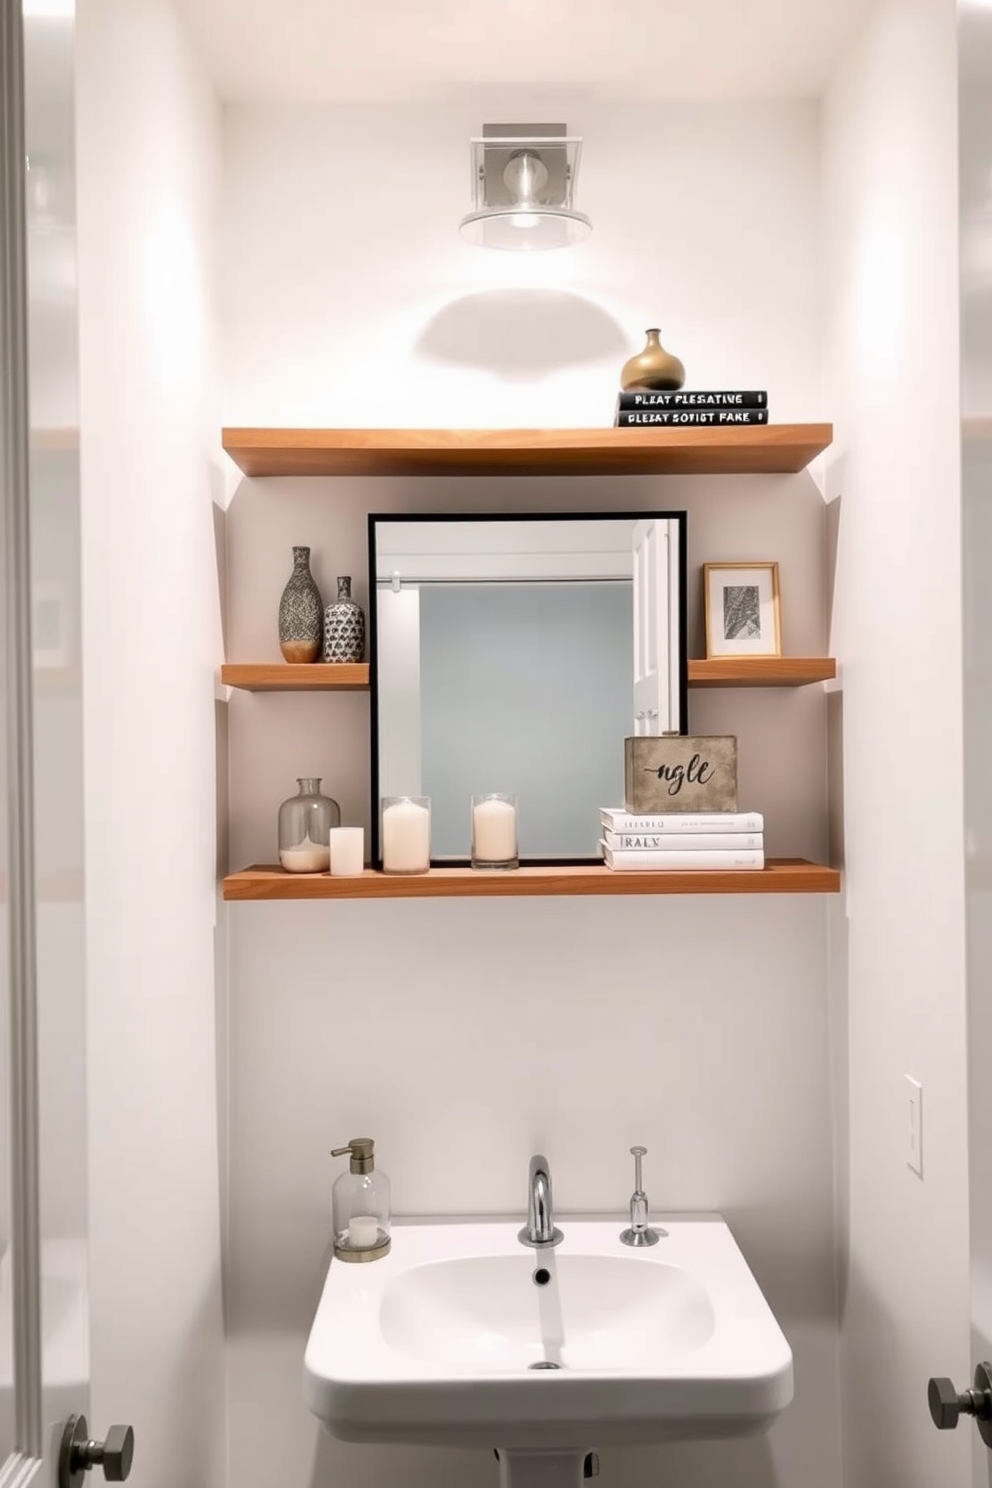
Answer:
[471,793,519,870]
[381,796,431,874]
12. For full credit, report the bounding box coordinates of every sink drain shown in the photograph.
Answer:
[528,1360,562,1370]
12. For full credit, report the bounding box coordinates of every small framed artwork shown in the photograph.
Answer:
[703,562,781,658]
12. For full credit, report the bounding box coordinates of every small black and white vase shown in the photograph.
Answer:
[323,576,366,664]
[278,546,324,663]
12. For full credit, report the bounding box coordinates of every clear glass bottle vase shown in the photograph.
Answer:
[278,777,340,873]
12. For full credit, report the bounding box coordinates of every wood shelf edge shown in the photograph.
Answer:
[220,659,835,693]
[223,859,840,900]
[222,424,833,478]
[221,663,370,691]
[31,427,79,452]
[688,657,836,687]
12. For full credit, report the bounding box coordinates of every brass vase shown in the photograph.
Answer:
[619,328,686,392]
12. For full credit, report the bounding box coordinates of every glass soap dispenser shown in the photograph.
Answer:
[330,1137,391,1262]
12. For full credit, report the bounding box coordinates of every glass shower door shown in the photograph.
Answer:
[1,0,88,1480]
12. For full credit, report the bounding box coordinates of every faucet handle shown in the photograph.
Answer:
[629,1146,647,1192]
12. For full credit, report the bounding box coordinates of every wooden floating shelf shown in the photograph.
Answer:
[35,666,82,694]
[0,871,83,904]
[220,658,835,693]
[688,657,836,687]
[222,425,833,479]
[223,859,840,900]
[31,427,78,453]
[221,663,369,691]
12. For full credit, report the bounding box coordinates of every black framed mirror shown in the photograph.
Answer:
[368,512,688,866]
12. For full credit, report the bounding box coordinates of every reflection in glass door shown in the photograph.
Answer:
[1,0,87,1477]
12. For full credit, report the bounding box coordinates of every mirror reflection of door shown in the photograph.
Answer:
[632,516,684,739]
[369,512,687,863]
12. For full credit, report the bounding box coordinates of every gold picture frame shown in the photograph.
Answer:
[703,562,782,658]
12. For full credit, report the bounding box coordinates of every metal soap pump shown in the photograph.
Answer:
[620,1145,666,1247]
[331,1137,391,1262]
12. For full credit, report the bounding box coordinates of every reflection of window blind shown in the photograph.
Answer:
[374,518,636,583]
[377,576,626,587]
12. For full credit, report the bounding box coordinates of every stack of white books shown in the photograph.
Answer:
[599,808,765,870]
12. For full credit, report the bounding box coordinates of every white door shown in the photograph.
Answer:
[929,4,992,1483]
[961,4,992,1482]
[631,516,684,736]
[1,3,130,1484]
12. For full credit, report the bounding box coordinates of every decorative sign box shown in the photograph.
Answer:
[623,735,738,814]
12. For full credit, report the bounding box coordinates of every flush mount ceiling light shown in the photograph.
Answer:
[459,123,592,252]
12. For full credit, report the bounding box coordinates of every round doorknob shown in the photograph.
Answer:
[928,1363,992,1448]
[59,1415,135,1488]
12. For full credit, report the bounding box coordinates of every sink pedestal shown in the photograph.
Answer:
[496,1450,590,1488]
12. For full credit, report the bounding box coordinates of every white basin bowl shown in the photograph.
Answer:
[304,1216,793,1449]
[381,1252,715,1369]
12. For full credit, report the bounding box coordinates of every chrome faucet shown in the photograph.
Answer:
[518,1153,563,1248]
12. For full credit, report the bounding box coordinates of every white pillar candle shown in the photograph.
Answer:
[329,826,365,877]
[382,797,431,873]
[472,795,518,865]
[348,1214,379,1248]
[279,831,330,873]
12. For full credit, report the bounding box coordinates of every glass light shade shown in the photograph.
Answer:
[461,132,591,251]
[459,207,592,251]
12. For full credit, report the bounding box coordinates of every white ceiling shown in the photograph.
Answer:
[170,0,878,103]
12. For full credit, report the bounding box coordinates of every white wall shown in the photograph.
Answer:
[222,98,822,429]
[821,2,971,1485]
[75,2,227,1483]
[222,98,842,1488]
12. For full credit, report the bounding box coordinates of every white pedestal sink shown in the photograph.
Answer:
[304,1216,792,1486]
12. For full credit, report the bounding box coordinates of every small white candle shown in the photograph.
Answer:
[348,1214,379,1248]
[280,830,330,873]
[382,798,430,873]
[472,796,518,864]
[329,827,364,877]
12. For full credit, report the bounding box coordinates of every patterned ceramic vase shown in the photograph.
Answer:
[620,328,686,392]
[322,576,366,664]
[278,546,323,663]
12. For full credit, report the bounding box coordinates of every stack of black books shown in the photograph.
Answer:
[614,389,769,428]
